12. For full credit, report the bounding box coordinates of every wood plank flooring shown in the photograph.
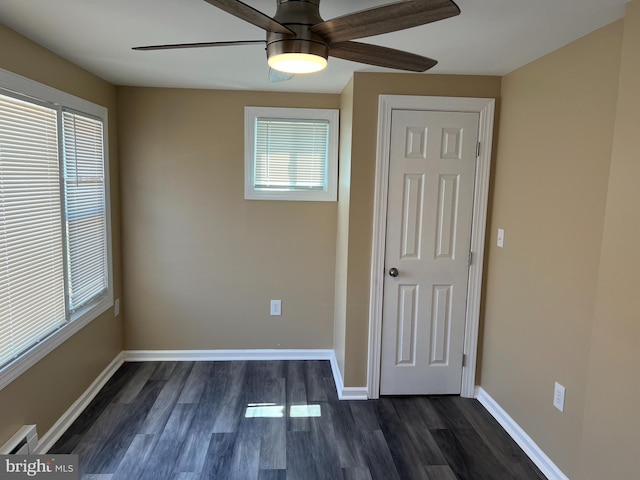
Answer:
[50,361,546,480]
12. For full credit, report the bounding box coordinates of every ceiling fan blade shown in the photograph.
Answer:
[133,40,265,51]
[329,41,437,72]
[203,0,293,34]
[312,0,460,44]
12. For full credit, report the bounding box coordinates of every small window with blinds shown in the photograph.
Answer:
[245,107,338,201]
[0,71,111,384]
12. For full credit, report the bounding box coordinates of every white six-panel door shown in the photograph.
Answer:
[380,109,479,395]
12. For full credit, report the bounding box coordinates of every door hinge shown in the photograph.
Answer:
[468,250,473,266]
[476,142,481,158]
[462,354,467,367]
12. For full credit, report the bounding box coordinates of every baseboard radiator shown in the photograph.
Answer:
[0,425,38,454]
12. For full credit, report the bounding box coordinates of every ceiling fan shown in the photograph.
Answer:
[133,0,461,77]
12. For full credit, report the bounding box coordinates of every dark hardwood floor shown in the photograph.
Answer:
[50,361,546,480]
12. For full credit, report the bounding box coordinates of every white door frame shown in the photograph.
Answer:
[368,95,496,399]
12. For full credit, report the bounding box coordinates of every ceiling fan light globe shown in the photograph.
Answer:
[268,53,327,74]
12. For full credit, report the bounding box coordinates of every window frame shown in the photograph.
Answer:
[0,67,113,390]
[244,106,339,202]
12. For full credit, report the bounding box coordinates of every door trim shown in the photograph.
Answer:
[368,95,496,399]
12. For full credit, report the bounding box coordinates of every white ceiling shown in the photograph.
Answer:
[0,0,629,94]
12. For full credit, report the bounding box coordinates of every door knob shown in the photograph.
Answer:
[388,267,399,277]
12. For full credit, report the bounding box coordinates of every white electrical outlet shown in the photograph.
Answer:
[497,228,505,248]
[270,300,282,316]
[553,382,566,412]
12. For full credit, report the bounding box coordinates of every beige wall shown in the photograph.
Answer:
[117,87,339,350]
[0,24,122,445]
[579,1,640,478]
[481,20,624,478]
[341,73,502,386]
[334,77,354,375]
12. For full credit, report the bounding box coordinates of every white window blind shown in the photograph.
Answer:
[0,94,66,368]
[62,111,108,313]
[255,118,329,191]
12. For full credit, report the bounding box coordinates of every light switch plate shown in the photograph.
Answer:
[497,228,505,248]
[553,382,566,412]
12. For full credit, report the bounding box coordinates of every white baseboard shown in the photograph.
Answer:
[327,352,368,400]
[37,349,368,453]
[328,350,345,397]
[36,352,125,454]
[122,348,335,362]
[340,387,369,400]
[475,387,569,480]
[123,349,369,400]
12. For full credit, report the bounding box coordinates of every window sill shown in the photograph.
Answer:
[245,190,337,202]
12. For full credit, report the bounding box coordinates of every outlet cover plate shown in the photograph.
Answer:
[270,300,282,316]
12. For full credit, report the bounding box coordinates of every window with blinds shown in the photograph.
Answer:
[245,107,338,201]
[62,111,108,313]
[0,94,67,369]
[0,78,110,380]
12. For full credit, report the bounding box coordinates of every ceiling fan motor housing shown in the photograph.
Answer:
[266,0,329,63]
[134,0,457,74]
